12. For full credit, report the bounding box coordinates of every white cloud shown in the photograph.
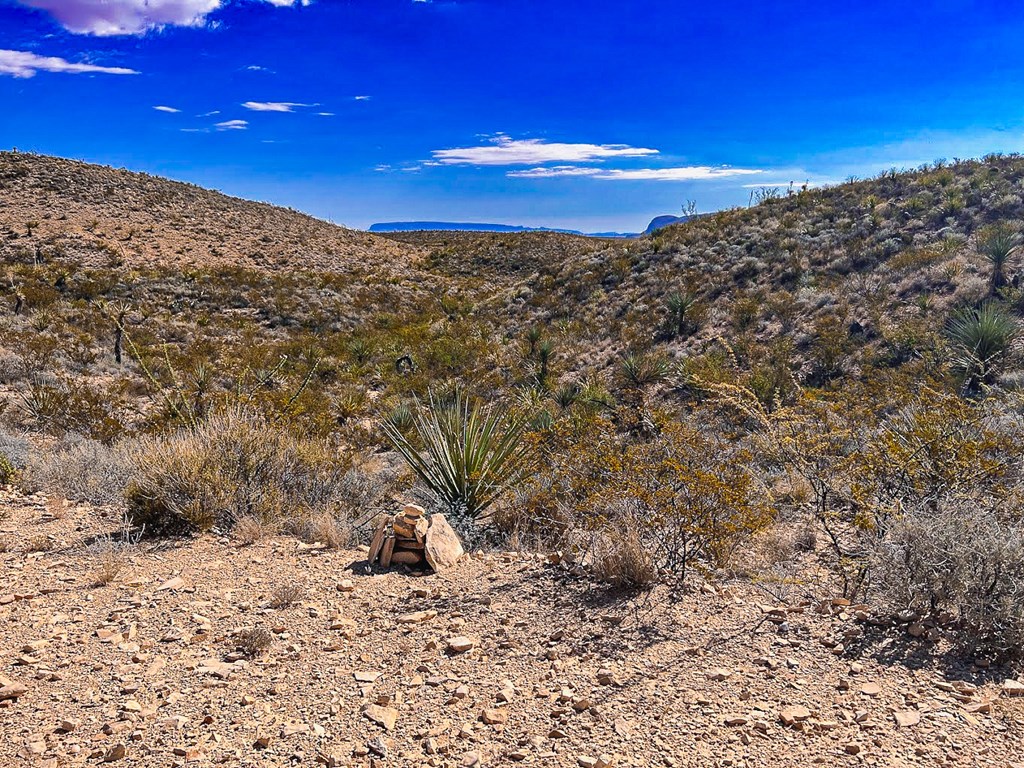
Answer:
[353,95,371,101]
[17,0,310,36]
[242,101,314,112]
[507,165,764,181]
[215,119,248,130]
[0,49,138,77]
[433,135,659,166]
[153,105,180,113]
[316,112,334,116]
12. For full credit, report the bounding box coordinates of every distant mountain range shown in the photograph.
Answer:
[368,215,696,238]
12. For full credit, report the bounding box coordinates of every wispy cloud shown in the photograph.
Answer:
[0,49,138,78]
[242,101,315,113]
[433,134,659,166]
[153,105,180,113]
[16,0,310,36]
[507,165,764,181]
[353,95,371,101]
[215,119,248,131]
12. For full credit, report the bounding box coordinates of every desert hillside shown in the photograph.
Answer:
[0,152,422,275]
[3,154,1024,766]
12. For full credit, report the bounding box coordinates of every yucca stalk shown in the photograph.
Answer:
[380,391,533,519]
[947,302,1018,390]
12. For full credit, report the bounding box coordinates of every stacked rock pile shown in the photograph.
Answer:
[367,504,465,572]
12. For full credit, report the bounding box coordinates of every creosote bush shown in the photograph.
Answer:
[124,408,353,533]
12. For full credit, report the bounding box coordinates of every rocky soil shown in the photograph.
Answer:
[2,492,1023,767]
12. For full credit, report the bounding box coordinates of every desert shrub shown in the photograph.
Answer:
[380,390,532,520]
[23,436,130,506]
[233,515,273,546]
[236,626,274,657]
[0,454,15,487]
[124,408,353,533]
[518,413,771,586]
[871,502,1024,659]
[0,430,29,470]
[283,511,351,548]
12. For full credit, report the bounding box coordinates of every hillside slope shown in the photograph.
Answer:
[0,152,422,274]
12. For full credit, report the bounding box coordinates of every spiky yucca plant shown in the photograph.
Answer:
[380,391,533,519]
[979,225,1019,295]
[947,302,1018,390]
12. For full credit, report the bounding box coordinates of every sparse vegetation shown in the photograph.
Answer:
[9,151,1024,662]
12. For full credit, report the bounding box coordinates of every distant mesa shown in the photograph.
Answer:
[371,216,698,238]
[369,221,637,238]
[643,214,699,234]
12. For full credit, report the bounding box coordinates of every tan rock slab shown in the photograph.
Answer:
[425,514,465,571]
[363,704,398,731]
[894,710,920,727]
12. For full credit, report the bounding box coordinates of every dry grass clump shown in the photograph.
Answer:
[24,534,52,552]
[285,512,351,549]
[236,626,274,657]
[590,525,658,589]
[124,409,353,534]
[90,544,125,586]
[45,496,68,520]
[269,583,304,609]
[233,516,274,546]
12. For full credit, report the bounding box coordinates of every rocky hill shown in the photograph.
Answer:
[0,152,422,275]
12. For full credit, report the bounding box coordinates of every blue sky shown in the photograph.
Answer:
[3,1,1024,232]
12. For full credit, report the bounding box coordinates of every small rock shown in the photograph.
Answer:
[363,704,398,731]
[157,576,185,592]
[1002,679,1024,697]
[894,710,920,728]
[0,682,28,701]
[481,708,508,725]
[778,705,812,727]
[424,515,465,572]
[102,745,127,762]
[446,636,477,654]
[397,611,437,624]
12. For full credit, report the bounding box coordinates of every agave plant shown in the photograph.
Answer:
[380,390,533,519]
[947,302,1018,390]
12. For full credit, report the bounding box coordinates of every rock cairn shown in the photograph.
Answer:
[367,504,465,571]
